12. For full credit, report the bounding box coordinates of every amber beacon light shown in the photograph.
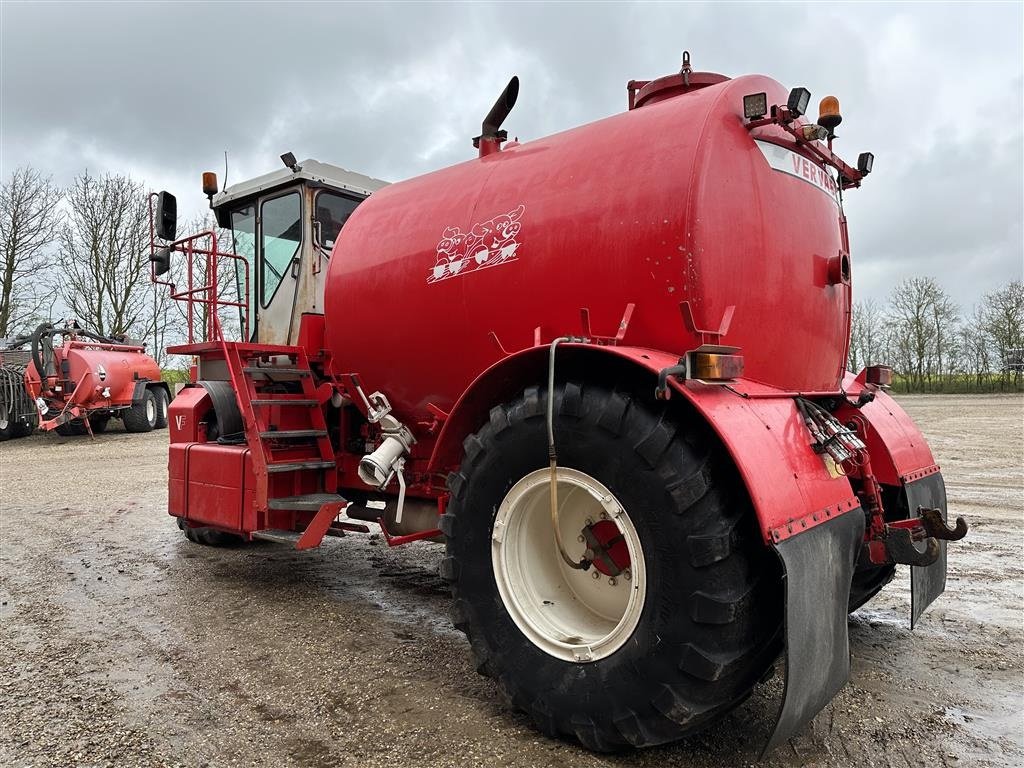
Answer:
[817,96,842,134]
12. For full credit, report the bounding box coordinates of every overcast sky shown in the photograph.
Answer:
[2,1,1021,307]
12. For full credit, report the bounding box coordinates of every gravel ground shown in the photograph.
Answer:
[1,394,1021,767]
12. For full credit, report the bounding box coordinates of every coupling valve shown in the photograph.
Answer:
[358,415,415,488]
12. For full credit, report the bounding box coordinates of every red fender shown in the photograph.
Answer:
[836,370,939,486]
[428,344,859,544]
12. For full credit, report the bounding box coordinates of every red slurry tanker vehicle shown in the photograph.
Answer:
[151,56,967,753]
[1,321,168,437]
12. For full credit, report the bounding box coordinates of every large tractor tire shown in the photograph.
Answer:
[847,485,902,612]
[177,518,243,546]
[198,381,243,442]
[55,419,89,437]
[123,389,157,433]
[153,387,169,429]
[848,563,896,612]
[440,383,782,751]
[89,414,111,434]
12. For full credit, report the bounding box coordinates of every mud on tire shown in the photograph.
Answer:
[440,382,783,751]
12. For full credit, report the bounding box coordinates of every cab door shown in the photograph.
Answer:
[257,190,303,345]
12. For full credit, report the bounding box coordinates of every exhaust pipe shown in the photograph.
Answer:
[474,76,519,158]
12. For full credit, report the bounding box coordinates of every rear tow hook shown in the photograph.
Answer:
[865,506,969,567]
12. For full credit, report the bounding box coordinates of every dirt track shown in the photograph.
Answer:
[1,394,1021,767]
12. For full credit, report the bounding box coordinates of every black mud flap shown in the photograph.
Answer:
[764,509,865,756]
[906,473,949,629]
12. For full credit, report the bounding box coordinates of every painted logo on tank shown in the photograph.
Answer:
[754,139,839,204]
[428,204,525,283]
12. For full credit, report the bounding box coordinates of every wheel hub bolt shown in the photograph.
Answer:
[599,511,609,521]
[585,517,594,526]
[624,569,632,582]
[608,577,617,586]
[577,534,585,543]
[591,571,600,580]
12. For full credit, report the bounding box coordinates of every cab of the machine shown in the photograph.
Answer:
[211,157,388,346]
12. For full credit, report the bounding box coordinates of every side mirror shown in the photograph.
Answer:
[155,191,177,241]
[150,246,171,276]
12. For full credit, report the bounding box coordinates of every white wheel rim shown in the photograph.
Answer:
[146,398,156,423]
[0,404,8,430]
[492,467,646,663]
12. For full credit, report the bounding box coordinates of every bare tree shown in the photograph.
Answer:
[888,278,937,390]
[982,280,1024,389]
[886,277,961,391]
[929,282,960,386]
[0,166,62,338]
[138,269,181,368]
[848,298,884,371]
[958,305,992,390]
[58,172,150,338]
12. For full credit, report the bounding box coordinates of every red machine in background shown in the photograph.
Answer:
[150,55,967,755]
[0,347,36,441]
[14,320,170,436]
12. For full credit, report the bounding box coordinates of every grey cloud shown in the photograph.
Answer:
[2,1,1021,305]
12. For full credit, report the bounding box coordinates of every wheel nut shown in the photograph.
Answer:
[599,511,609,520]
[577,534,585,543]
[591,571,600,580]
[608,577,617,586]
[585,517,594,526]
[624,569,632,582]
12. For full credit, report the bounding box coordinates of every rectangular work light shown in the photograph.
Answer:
[743,92,768,120]
[787,87,811,117]
[858,152,874,175]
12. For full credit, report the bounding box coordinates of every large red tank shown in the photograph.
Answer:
[22,324,167,435]
[58,343,161,406]
[326,73,849,417]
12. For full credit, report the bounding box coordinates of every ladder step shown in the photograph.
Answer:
[251,529,303,545]
[259,429,327,439]
[268,493,347,512]
[266,459,336,474]
[243,367,310,377]
[250,399,318,406]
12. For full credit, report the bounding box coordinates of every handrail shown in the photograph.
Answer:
[148,193,250,344]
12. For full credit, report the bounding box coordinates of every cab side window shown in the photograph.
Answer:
[314,191,361,250]
[261,192,301,307]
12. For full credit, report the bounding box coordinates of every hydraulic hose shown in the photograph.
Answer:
[30,322,54,394]
[547,336,590,571]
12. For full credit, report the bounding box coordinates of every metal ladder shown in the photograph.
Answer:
[221,342,349,548]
